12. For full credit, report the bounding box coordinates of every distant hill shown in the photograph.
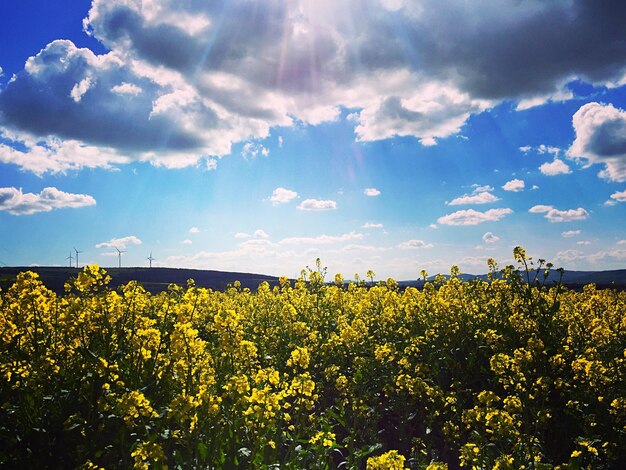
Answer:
[399,269,626,291]
[1,266,625,295]
[0,266,281,295]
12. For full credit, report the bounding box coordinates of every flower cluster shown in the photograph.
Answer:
[0,250,624,468]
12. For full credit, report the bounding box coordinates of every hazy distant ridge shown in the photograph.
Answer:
[1,266,625,295]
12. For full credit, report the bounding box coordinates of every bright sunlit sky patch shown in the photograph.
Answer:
[1,0,625,279]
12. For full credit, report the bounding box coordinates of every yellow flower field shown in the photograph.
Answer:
[0,250,624,469]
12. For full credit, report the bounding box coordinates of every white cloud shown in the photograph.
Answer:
[528,205,589,223]
[448,188,499,205]
[539,158,571,175]
[279,232,363,245]
[516,88,573,111]
[182,239,193,244]
[472,184,494,193]
[111,82,142,95]
[537,145,561,157]
[364,187,381,197]
[205,158,218,171]
[562,230,581,238]
[95,235,142,249]
[70,76,93,103]
[568,102,626,182]
[0,186,96,215]
[270,187,298,205]
[355,84,492,144]
[242,142,269,159]
[0,130,129,175]
[610,189,626,202]
[529,204,554,213]
[531,185,540,190]
[502,179,525,192]
[577,240,591,245]
[1,1,626,175]
[189,227,200,233]
[254,229,269,239]
[297,199,337,211]
[362,222,384,229]
[555,249,626,264]
[482,232,499,243]
[234,230,268,239]
[617,240,626,245]
[398,239,434,249]
[437,208,513,226]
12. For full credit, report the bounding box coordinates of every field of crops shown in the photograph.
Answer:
[1,249,624,469]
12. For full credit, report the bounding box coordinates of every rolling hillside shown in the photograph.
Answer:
[1,266,626,295]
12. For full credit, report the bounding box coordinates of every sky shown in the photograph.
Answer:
[1,0,625,280]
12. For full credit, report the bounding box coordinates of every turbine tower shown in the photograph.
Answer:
[74,247,83,268]
[66,251,74,268]
[147,252,155,268]
[115,246,126,268]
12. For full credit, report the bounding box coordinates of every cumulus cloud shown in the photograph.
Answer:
[95,235,142,249]
[568,102,626,182]
[482,232,499,243]
[398,239,434,249]
[502,179,525,192]
[539,158,571,175]
[437,208,513,226]
[270,187,298,205]
[189,227,200,233]
[297,199,337,211]
[448,187,499,205]
[0,1,625,173]
[0,130,129,175]
[0,186,96,215]
[182,239,192,245]
[364,188,381,197]
[528,205,589,222]
[562,230,581,238]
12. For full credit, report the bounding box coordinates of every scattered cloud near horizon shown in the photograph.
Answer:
[364,188,381,197]
[438,208,513,226]
[95,235,142,249]
[529,205,589,223]
[502,179,525,192]
[270,187,299,205]
[297,199,337,211]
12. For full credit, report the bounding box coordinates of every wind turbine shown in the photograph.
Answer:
[147,252,155,268]
[66,251,74,268]
[115,246,126,268]
[74,247,83,268]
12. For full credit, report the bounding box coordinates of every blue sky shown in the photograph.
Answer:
[1,0,625,279]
